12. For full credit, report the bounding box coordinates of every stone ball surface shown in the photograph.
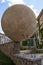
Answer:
[1,4,37,42]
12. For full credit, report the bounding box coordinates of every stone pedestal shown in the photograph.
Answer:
[13,42,20,54]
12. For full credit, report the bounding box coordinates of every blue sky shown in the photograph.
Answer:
[0,0,43,33]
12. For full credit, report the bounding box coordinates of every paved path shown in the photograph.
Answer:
[16,53,43,65]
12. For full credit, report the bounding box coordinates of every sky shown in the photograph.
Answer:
[0,0,43,33]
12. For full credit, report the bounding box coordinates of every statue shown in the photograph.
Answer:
[1,4,37,42]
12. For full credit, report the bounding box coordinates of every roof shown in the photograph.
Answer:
[0,33,8,37]
[0,33,12,40]
[37,9,43,21]
[0,33,5,36]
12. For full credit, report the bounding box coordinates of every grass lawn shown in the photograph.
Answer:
[0,50,15,65]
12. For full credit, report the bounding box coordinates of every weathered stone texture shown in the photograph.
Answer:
[0,42,42,65]
[13,55,41,65]
[1,4,37,42]
[0,42,20,60]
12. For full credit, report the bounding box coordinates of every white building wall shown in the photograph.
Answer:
[0,33,12,44]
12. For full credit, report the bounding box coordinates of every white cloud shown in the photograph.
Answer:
[0,21,4,33]
[0,22,1,32]
[1,0,6,2]
[1,0,25,6]
[29,5,39,17]
[1,0,38,17]
[0,22,1,28]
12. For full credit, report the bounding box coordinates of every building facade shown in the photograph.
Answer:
[37,9,43,29]
[0,33,12,44]
[37,9,43,41]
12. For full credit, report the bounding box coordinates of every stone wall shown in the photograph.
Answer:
[0,42,42,65]
[13,55,41,65]
[0,42,20,60]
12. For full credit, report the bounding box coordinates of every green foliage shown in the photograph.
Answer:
[28,39,34,46]
[22,39,34,46]
[36,43,43,49]
[22,40,27,46]
[0,51,15,65]
[20,46,28,50]
[40,28,43,39]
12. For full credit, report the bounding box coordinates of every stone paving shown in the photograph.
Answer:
[15,53,43,65]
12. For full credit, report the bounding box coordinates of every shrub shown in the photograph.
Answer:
[20,46,28,50]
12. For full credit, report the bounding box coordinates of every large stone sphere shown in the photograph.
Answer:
[1,4,37,42]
